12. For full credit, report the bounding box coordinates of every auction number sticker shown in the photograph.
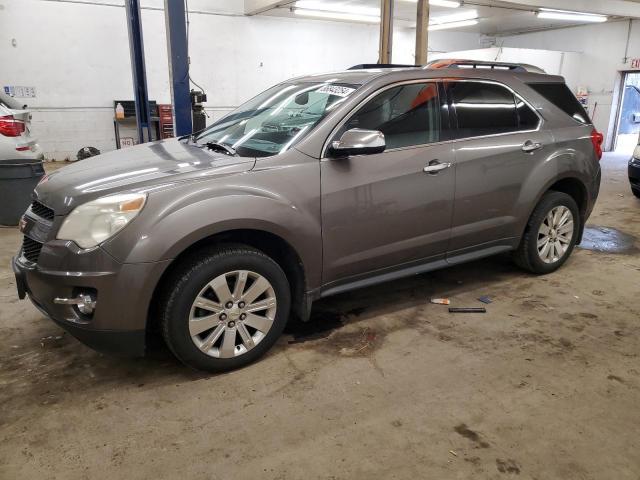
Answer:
[316,85,355,97]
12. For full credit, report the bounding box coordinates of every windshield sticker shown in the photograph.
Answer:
[316,85,356,98]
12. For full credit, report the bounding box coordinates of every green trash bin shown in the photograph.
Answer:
[0,159,45,226]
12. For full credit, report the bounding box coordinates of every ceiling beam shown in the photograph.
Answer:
[493,0,640,19]
[244,0,296,15]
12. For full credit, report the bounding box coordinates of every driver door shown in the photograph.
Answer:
[321,81,455,285]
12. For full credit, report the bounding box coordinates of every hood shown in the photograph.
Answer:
[35,138,256,215]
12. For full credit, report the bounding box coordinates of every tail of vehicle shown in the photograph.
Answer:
[527,81,603,160]
[0,91,42,158]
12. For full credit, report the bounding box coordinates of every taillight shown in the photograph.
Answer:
[0,115,26,137]
[591,129,604,160]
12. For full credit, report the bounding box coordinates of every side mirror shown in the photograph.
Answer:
[329,128,385,157]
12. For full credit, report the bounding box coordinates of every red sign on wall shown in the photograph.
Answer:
[631,58,640,69]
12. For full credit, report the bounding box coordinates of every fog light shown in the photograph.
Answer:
[54,294,97,315]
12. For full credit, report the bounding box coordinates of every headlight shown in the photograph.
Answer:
[57,193,147,249]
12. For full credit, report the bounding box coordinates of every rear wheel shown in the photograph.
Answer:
[632,187,640,199]
[160,245,290,372]
[514,191,580,274]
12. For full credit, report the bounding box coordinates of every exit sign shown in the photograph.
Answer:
[631,58,640,69]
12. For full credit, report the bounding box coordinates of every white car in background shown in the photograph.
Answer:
[0,91,43,161]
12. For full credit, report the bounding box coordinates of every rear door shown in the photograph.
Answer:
[444,79,554,254]
[321,81,455,284]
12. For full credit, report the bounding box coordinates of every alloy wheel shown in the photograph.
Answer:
[537,206,574,264]
[188,270,277,358]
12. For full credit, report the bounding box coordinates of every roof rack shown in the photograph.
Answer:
[425,59,546,74]
[348,63,418,70]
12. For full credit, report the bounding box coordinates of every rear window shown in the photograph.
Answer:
[450,82,518,137]
[447,81,539,138]
[528,82,590,124]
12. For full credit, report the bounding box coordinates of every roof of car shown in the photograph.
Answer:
[288,66,565,87]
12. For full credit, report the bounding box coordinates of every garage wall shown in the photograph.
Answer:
[431,47,582,92]
[499,20,640,147]
[0,0,481,160]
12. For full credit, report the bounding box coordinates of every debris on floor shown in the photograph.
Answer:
[449,307,487,314]
[477,295,493,304]
[430,298,450,305]
[339,327,378,356]
[40,334,65,348]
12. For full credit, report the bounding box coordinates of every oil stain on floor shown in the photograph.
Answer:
[578,225,638,254]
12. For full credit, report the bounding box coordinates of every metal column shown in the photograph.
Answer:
[164,0,192,136]
[415,0,430,65]
[378,0,394,64]
[124,0,153,144]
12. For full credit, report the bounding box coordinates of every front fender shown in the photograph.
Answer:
[102,158,322,288]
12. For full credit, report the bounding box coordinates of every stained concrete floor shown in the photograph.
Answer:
[1,153,639,479]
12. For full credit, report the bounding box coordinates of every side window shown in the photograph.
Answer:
[449,81,519,138]
[342,82,440,150]
[528,82,590,124]
[516,98,540,130]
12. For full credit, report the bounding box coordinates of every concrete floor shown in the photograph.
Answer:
[1,153,639,479]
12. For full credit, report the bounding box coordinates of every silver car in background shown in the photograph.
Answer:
[0,90,43,161]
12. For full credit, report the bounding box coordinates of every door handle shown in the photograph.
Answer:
[522,140,543,153]
[423,161,452,174]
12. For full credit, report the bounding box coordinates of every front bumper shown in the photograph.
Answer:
[12,244,170,357]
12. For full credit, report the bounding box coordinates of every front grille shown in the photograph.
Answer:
[22,236,43,263]
[31,200,54,221]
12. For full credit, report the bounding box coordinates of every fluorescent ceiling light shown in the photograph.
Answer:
[430,9,478,25]
[401,0,461,7]
[294,1,475,28]
[429,19,478,30]
[295,1,379,16]
[536,8,607,23]
[429,0,461,7]
[294,9,379,23]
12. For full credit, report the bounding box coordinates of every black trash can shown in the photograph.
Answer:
[0,159,45,226]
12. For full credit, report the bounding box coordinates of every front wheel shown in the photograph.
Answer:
[514,191,580,274]
[160,245,291,372]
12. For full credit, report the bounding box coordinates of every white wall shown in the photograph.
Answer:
[0,0,481,159]
[499,20,640,148]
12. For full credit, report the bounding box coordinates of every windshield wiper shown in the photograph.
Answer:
[202,141,237,156]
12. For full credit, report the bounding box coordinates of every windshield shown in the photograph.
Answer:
[193,82,358,157]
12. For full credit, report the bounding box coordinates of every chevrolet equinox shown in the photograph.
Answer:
[13,62,603,371]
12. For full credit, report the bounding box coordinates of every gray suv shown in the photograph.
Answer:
[13,62,603,371]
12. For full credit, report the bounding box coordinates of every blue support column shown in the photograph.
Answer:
[124,0,152,144]
[164,0,192,136]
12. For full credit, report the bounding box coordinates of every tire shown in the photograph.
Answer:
[160,244,291,372]
[514,191,580,274]
[632,187,640,199]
